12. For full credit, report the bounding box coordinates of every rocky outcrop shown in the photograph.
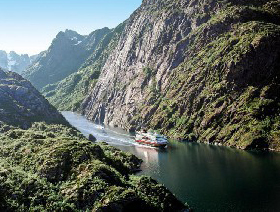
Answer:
[0,50,37,74]
[23,28,110,90]
[81,0,280,151]
[0,68,68,128]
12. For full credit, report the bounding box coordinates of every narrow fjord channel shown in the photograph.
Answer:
[62,111,280,211]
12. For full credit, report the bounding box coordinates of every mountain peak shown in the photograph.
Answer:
[55,29,85,45]
[24,27,111,89]
[64,29,80,37]
[0,50,35,74]
[9,51,17,55]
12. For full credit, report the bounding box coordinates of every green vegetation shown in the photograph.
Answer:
[0,123,187,211]
[143,67,156,78]
[131,0,280,151]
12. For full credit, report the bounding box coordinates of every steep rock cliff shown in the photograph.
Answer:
[82,0,280,151]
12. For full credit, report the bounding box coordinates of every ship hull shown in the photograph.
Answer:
[135,139,167,148]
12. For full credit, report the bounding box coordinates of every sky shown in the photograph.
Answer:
[0,0,142,55]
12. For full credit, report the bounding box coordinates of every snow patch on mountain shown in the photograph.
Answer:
[0,51,38,74]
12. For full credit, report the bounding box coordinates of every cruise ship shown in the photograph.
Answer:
[135,130,168,148]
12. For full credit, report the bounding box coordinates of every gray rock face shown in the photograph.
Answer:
[81,0,280,150]
[0,68,68,129]
[0,50,37,74]
[81,0,215,127]
[23,28,110,90]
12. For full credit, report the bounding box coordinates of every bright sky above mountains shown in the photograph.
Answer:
[0,0,142,55]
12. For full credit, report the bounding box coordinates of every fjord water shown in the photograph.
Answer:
[62,111,280,211]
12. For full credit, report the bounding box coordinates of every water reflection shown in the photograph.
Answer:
[62,111,280,211]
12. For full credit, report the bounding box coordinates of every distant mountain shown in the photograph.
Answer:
[0,50,37,74]
[41,23,126,111]
[23,28,110,90]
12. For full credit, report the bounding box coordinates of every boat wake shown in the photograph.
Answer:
[61,111,166,149]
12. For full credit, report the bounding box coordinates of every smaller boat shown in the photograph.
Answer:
[96,125,105,130]
[135,130,168,148]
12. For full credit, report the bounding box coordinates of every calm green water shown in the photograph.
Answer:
[62,111,280,211]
